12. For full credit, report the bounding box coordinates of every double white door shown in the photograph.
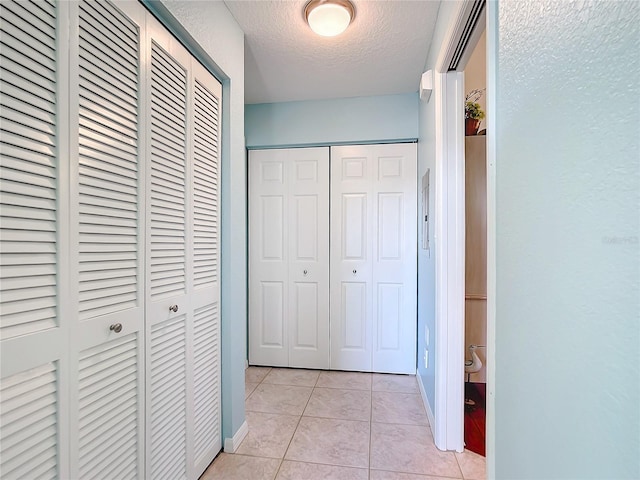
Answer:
[248,144,417,374]
[249,147,330,368]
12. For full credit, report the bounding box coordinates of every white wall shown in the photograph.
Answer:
[150,0,247,445]
[492,0,639,477]
[245,93,419,148]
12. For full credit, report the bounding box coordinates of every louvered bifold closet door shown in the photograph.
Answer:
[190,58,222,477]
[145,14,222,480]
[0,1,70,478]
[68,2,146,479]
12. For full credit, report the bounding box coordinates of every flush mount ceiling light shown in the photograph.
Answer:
[305,0,355,37]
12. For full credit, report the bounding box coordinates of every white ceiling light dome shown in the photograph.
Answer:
[305,0,355,37]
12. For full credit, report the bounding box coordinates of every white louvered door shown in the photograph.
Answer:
[0,1,70,478]
[145,14,222,480]
[69,1,146,478]
[189,59,222,476]
[145,18,191,480]
[1,1,222,478]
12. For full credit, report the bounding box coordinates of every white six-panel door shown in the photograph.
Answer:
[249,148,329,369]
[330,144,417,374]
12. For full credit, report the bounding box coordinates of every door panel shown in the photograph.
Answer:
[145,12,223,479]
[149,316,187,480]
[249,151,288,366]
[288,148,329,368]
[371,144,417,373]
[70,2,146,477]
[0,1,68,477]
[260,281,286,347]
[0,362,59,480]
[249,147,329,369]
[189,60,222,477]
[77,333,141,480]
[342,282,368,350]
[331,144,417,374]
[331,149,373,371]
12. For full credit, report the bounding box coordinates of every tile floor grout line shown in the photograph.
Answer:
[275,369,319,474]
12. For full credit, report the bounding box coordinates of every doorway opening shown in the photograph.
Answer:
[462,28,487,457]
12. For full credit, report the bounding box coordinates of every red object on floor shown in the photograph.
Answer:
[464,382,486,456]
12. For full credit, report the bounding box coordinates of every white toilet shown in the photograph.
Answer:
[464,345,485,406]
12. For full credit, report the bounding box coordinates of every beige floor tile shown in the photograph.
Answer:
[246,366,272,384]
[245,381,259,399]
[372,374,419,393]
[304,387,371,421]
[372,391,428,426]
[285,417,370,468]
[370,471,456,480]
[276,460,368,480]
[262,368,320,387]
[316,371,372,390]
[370,423,462,478]
[199,453,280,480]
[455,450,486,480]
[236,411,300,459]
[245,383,313,415]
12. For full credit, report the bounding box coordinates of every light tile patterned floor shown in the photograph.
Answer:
[200,368,486,480]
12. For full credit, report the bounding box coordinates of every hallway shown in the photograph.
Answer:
[201,368,485,479]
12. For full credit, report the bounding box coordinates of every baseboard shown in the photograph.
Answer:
[223,420,248,453]
[417,372,436,431]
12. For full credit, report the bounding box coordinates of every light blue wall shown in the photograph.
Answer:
[151,0,247,444]
[493,1,639,478]
[245,94,419,148]
[416,0,458,416]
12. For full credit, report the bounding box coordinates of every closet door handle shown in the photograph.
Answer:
[303,269,308,275]
[352,269,357,275]
[169,304,179,313]
[109,323,123,333]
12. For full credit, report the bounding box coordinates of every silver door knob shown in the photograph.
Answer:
[352,269,357,275]
[169,305,179,313]
[110,323,123,333]
[303,269,308,275]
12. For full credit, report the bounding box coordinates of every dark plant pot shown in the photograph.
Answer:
[465,118,480,136]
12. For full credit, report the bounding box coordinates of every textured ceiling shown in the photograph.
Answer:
[223,0,442,104]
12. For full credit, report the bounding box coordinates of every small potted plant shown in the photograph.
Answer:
[465,89,485,136]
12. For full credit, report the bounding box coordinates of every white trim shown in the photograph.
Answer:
[485,1,498,477]
[417,371,436,431]
[223,420,248,453]
[433,0,488,454]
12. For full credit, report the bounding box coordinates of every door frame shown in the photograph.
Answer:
[431,0,490,456]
